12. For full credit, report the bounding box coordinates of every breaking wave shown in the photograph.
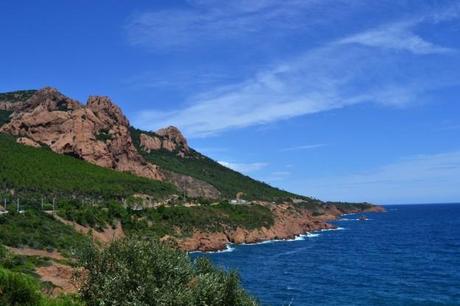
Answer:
[321,227,346,232]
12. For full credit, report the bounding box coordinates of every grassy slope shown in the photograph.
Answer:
[130,128,309,201]
[0,133,176,201]
[0,211,90,255]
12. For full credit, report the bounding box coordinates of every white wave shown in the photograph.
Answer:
[241,240,274,246]
[241,232,320,245]
[339,218,360,221]
[188,244,235,254]
[281,232,321,241]
[191,231,322,254]
[210,244,235,253]
[321,227,346,232]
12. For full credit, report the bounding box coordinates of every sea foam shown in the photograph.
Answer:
[321,227,345,232]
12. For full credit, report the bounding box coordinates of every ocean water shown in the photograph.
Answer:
[191,204,460,305]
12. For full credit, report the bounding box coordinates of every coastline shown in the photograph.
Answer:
[177,203,385,253]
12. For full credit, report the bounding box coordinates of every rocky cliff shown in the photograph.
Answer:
[1,87,164,181]
[178,203,385,252]
[0,88,221,198]
[139,126,192,159]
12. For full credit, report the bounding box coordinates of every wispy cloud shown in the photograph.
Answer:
[218,161,268,174]
[131,3,460,137]
[296,150,460,204]
[125,0,333,50]
[123,71,238,91]
[280,144,327,152]
[338,21,454,54]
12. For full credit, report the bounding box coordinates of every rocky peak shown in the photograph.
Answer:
[139,126,190,157]
[1,87,220,199]
[156,126,189,150]
[20,87,81,113]
[87,96,129,127]
[0,87,164,181]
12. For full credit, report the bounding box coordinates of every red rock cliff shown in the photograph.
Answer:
[0,87,164,181]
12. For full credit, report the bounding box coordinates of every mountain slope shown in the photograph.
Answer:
[0,88,309,202]
[0,133,176,201]
[131,127,302,201]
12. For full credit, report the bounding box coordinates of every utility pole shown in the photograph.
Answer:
[3,198,6,210]
[16,198,19,213]
[182,182,186,202]
[41,197,44,210]
[52,197,55,214]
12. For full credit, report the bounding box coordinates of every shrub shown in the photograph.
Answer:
[77,237,257,305]
[0,266,82,306]
[0,267,42,305]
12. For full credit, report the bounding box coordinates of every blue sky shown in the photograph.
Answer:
[1,0,459,204]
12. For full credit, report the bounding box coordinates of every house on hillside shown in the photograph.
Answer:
[230,192,249,205]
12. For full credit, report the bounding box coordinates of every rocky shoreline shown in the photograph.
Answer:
[177,203,385,252]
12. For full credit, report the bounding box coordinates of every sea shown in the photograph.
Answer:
[190,204,460,305]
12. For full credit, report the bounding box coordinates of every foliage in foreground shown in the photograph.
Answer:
[0,267,82,306]
[78,237,258,306]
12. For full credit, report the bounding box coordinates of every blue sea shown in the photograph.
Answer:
[191,204,460,305]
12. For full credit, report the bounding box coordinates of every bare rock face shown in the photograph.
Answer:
[156,126,189,151]
[139,133,162,152]
[17,137,41,148]
[1,87,164,181]
[139,126,190,157]
[138,127,220,198]
[164,170,220,199]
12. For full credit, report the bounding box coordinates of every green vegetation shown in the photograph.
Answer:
[0,248,51,277]
[128,202,275,237]
[0,267,82,306]
[0,211,90,255]
[292,200,376,216]
[57,201,274,238]
[0,89,36,103]
[327,201,375,213]
[57,200,125,231]
[95,128,113,142]
[0,110,12,126]
[0,133,176,200]
[78,237,257,305]
[131,128,307,201]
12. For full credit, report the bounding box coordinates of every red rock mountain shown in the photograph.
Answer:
[0,87,220,198]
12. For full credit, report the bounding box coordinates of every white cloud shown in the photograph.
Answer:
[338,21,454,54]
[296,150,460,204]
[125,0,330,50]
[218,161,268,174]
[134,37,457,136]
[131,3,460,137]
[280,144,327,152]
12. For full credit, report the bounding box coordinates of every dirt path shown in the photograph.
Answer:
[7,247,64,261]
[36,262,78,295]
[50,213,125,244]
